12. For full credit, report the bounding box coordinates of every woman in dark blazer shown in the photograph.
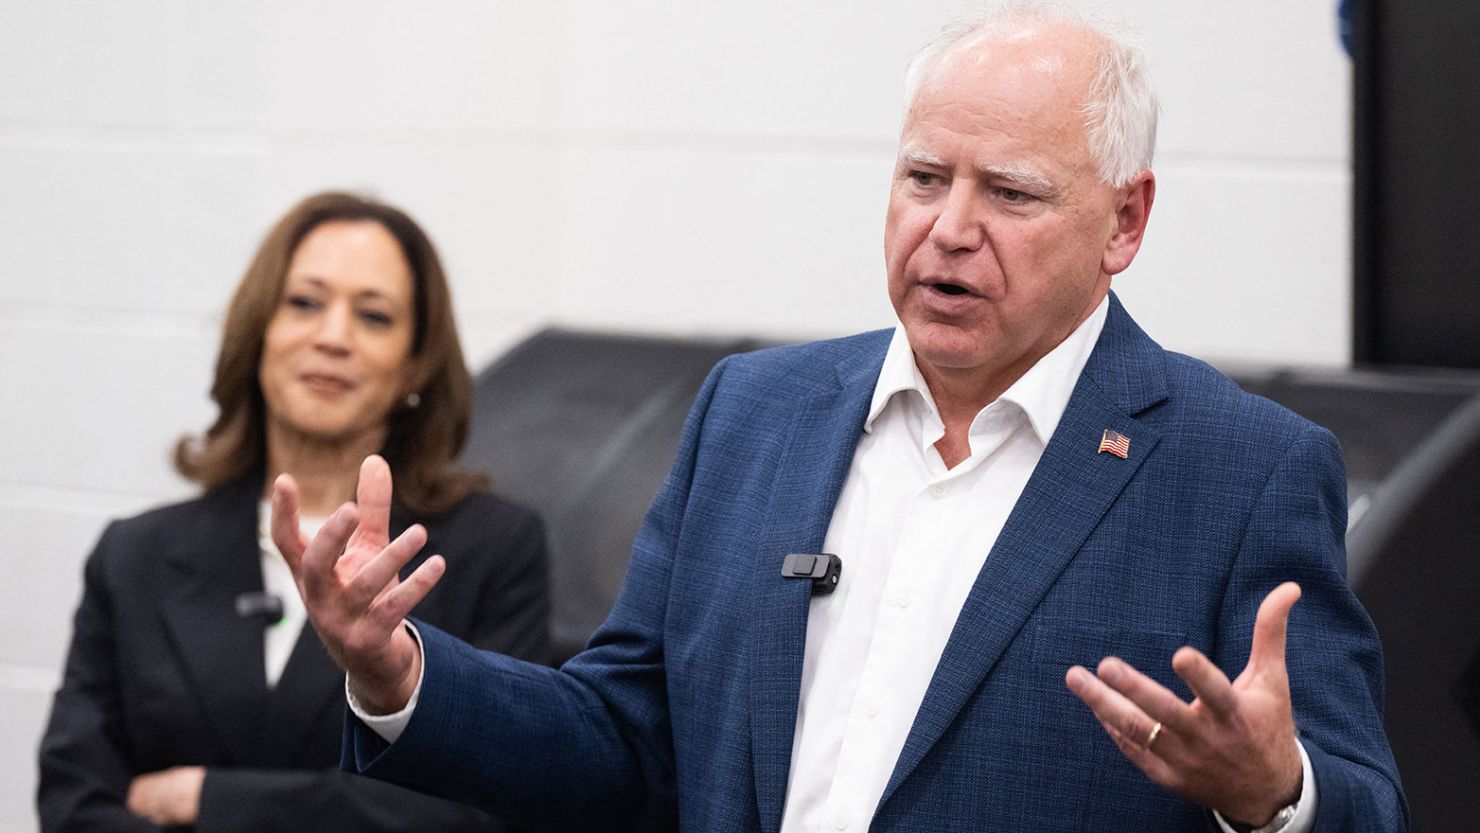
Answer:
[38,192,550,832]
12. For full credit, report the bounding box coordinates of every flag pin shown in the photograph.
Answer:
[1098,429,1130,459]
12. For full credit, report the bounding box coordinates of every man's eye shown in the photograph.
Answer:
[997,188,1031,203]
[909,171,937,187]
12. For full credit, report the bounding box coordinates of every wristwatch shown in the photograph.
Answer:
[1230,803,1298,833]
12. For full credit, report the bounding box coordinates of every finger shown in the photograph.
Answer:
[1066,666,1162,750]
[367,554,446,629]
[269,474,308,569]
[300,503,360,595]
[1248,582,1301,676]
[125,776,146,815]
[1098,712,1180,786]
[351,455,394,546]
[1171,646,1238,715]
[1095,656,1196,734]
[1068,666,1184,787]
[346,524,428,608]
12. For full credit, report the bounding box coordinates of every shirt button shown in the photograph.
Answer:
[833,812,850,830]
[930,483,948,498]
[894,591,913,608]
[864,701,881,718]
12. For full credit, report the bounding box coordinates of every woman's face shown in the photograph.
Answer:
[259,220,417,448]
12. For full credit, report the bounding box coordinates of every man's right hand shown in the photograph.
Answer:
[270,454,445,714]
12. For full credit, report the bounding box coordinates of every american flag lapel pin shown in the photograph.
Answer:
[1098,429,1130,459]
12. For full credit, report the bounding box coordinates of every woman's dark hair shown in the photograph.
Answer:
[174,191,486,515]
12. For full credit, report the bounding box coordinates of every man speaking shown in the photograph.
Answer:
[272,4,1406,831]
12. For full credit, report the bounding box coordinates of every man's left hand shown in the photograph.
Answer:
[127,765,205,826]
[1065,582,1304,827]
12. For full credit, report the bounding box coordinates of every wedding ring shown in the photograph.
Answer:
[1144,721,1164,749]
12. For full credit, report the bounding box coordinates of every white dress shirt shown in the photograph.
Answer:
[357,295,1313,832]
[778,298,1108,832]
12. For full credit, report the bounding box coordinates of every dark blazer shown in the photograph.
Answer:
[38,475,551,833]
[350,296,1406,832]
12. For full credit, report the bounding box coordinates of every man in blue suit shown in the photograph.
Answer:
[272,4,1405,831]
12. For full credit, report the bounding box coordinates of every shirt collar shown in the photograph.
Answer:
[864,294,1110,445]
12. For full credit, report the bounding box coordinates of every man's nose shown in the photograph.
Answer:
[314,302,353,354]
[927,184,985,252]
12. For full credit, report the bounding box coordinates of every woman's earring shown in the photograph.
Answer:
[405,392,422,409]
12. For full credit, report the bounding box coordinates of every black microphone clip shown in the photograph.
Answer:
[781,553,842,595]
[235,591,285,625]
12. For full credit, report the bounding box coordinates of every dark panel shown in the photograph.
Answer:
[1232,367,1480,506]
[1347,395,1480,833]
[460,329,755,663]
[1354,0,1480,368]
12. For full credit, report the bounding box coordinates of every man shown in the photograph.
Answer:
[273,5,1406,831]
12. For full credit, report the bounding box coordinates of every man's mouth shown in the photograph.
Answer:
[930,282,970,296]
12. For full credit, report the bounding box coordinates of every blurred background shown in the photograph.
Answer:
[0,1,1405,829]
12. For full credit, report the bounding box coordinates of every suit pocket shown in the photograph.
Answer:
[1031,618,1187,672]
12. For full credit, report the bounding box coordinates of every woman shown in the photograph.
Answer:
[37,192,550,832]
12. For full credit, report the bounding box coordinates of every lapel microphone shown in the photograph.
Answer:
[234,592,285,625]
[781,553,843,595]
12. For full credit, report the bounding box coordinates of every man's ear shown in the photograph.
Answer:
[1102,170,1155,276]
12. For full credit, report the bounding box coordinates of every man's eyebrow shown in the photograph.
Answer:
[897,148,1062,197]
[897,146,946,168]
[975,162,1060,197]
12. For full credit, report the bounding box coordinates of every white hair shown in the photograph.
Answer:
[903,1,1159,188]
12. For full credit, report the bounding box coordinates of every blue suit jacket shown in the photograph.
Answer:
[350,296,1406,832]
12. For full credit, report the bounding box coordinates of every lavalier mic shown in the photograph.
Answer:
[781,553,842,595]
[234,591,285,625]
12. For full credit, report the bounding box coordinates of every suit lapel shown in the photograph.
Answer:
[878,294,1170,809]
[160,481,268,764]
[750,339,885,833]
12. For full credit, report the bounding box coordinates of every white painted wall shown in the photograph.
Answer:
[0,1,1351,828]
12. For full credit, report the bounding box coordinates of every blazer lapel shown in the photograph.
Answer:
[160,481,268,764]
[878,294,1170,809]
[258,622,343,765]
[750,340,885,833]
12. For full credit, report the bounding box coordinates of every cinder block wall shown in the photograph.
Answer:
[0,2,1351,828]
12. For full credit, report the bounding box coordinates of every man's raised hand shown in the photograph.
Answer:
[270,455,445,714]
[1065,582,1305,828]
